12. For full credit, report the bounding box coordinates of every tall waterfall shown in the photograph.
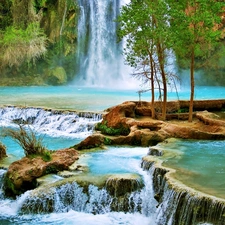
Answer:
[75,0,135,88]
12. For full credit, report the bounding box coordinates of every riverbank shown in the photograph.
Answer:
[76,100,225,150]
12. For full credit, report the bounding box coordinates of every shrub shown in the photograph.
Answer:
[3,125,51,159]
[0,22,48,68]
[95,121,130,136]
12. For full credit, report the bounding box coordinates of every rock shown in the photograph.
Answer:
[20,174,143,214]
[196,111,225,126]
[3,148,79,197]
[148,147,163,156]
[76,100,225,150]
[101,101,136,130]
[74,134,105,150]
[0,142,7,160]
[105,173,144,197]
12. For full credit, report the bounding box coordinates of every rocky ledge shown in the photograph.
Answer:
[142,156,225,225]
[3,148,79,197]
[75,100,225,150]
[20,173,143,214]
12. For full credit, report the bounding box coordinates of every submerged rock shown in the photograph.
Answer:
[3,148,79,197]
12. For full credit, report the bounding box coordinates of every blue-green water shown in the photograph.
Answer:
[88,146,148,175]
[0,85,225,111]
[0,85,225,225]
[157,139,225,198]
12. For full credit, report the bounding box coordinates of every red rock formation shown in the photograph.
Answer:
[4,148,79,197]
[77,100,225,149]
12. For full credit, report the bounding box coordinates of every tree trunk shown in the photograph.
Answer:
[157,43,167,121]
[161,67,167,121]
[189,48,195,122]
[149,53,155,119]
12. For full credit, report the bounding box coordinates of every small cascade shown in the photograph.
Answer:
[0,106,102,138]
[0,169,6,199]
[19,181,144,214]
[141,156,225,225]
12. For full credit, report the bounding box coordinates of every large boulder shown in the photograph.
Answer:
[74,134,105,150]
[4,148,79,197]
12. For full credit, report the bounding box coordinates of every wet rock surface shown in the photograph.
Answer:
[3,148,79,197]
[77,100,225,149]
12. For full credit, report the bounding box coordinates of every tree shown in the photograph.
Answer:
[117,0,174,120]
[167,0,224,122]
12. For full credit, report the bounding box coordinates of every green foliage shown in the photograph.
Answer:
[0,0,79,84]
[0,22,48,68]
[103,137,112,145]
[45,165,57,174]
[41,150,52,162]
[96,121,130,136]
[4,176,20,196]
[44,66,67,85]
[117,0,173,120]
[177,108,189,113]
[167,0,223,60]
[166,0,224,121]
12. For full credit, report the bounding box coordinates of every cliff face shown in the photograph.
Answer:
[0,0,79,86]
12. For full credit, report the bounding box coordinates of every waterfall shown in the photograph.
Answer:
[141,157,225,225]
[75,0,136,89]
[15,166,157,220]
[0,170,6,199]
[0,106,102,138]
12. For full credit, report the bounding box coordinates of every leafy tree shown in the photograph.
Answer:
[117,0,174,120]
[167,0,224,122]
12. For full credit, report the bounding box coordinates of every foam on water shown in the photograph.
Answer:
[0,211,153,225]
[0,106,101,139]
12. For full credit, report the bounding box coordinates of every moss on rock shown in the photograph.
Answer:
[44,66,67,85]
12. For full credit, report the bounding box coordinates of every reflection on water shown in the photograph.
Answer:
[157,139,225,198]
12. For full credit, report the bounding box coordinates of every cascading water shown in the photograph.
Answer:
[0,106,102,139]
[141,156,225,225]
[75,0,136,88]
[1,105,225,224]
[0,118,158,225]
